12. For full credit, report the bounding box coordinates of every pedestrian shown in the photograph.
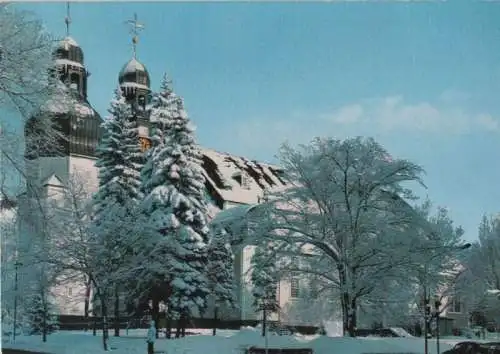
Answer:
[147,319,156,354]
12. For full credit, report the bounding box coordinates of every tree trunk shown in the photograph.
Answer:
[100,296,109,351]
[42,299,47,343]
[84,277,91,332]
[93,315,97,336]
[262,308,267,337]
[213,306,218,336]
[165,310,172,339]
[175,321,181,339]
[338,263,353,337]
[181,312,186,338]
[114,285,120,337]
[348,298,357,337]
[341,291,351,336]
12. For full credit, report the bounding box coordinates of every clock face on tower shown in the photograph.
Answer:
[139,137,151,152]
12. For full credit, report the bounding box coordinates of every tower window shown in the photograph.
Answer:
[138,95,146,110]
[70,73,80,92]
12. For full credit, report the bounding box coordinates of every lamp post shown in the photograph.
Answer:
[260,297,274,354]
[12,260,22,343]
[422,243,471,354]
[423,274,430,354]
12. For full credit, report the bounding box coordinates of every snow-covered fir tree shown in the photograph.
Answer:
[207,228,235,335]
[94,88,143,212]
[250,243,279,310]
[147,74,178,150]
[92,87,144,341]
[251,242,280,336]
[141,81,210,334]
[24,292,59,336]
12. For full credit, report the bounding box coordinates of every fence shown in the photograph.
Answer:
[55,315,319,334]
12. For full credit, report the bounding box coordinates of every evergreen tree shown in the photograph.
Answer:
[147,74,178,151]
[251,243,279,309]
[94,88,143,213]
[207,228,235,335]
[92,88,144,340]
[24,292,59,337]
[138,75,182,338]
[251,243,280,336]
[142,84,210,336]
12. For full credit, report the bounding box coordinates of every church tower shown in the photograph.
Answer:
[24,3,103,193]
[18,4,103,316]
[118,13,152,153]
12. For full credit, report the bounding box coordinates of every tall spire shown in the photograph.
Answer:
[125,13,145,59]
[64,2,71,37]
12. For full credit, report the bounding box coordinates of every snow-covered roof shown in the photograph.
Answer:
[120,82,150,92]
[210,204,259,227]
[55,58,84,69]
[58,36,79,50]
[42,96,96,118]
[199,147,289,205]
[42,174,65,188]
[119,58,148,77]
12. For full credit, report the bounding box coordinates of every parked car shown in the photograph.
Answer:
[443,341,482,354]
[443,341,500,354]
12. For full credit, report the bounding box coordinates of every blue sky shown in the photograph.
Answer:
[16,2,500,241]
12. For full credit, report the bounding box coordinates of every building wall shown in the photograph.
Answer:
[18,154,98,317]
[69,155,99,193]
[441,294,469,329]
[26,156,70,189]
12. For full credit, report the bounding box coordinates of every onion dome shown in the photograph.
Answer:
[118,57,151,92]
[54,36,84,65]
[25,91,103,159]
[25,34,103,160]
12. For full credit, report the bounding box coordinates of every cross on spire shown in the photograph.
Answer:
[64,2,71,36]
[125,13,145,59]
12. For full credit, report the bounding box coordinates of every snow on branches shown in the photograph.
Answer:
[0,4,55,118]
[244,137,430,336]
[207,228,236,310]
[141,75,210,319]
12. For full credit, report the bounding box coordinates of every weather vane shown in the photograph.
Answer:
[125,13,145,59]
[64,2,71,37]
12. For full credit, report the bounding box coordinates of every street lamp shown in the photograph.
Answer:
[423,243,471,354]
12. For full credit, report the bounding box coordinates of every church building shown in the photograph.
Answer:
[17,11,306,326]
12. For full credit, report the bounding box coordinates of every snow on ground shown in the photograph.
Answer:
[1,327,493,354]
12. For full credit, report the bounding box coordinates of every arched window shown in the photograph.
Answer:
[70,73,80,92]
[138,95,146,109]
